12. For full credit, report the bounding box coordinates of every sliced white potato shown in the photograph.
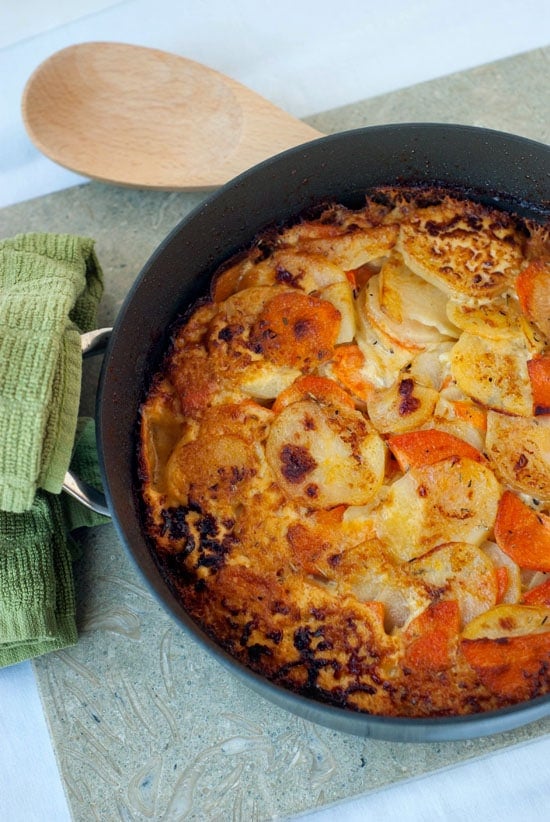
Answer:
[364,274,447,350]
[280,219,399,271]
[380,254,459,337]
[355,300,413,387]
[485,410,550,503]
[450,332,532,416]
[397,199,525,299]
[461,603,550,639]
[366,376,439,434]
[266,399,386,508]
[341,541,432,631]
[446,294,526,341]
[408,542,498,627]
[321,280,355,343]
[375,456,501,562]
[240,361,302,400]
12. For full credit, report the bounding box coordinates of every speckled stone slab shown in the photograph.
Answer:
[1,47,549,822]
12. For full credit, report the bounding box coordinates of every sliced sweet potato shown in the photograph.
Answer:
[461,632,550,701]
[403,600,460,672]
[494,491,550,572]
[481,541,522,604]
[460,604,550,700]
[250,291,341,368]
[449,400,487,432]
[527,355,550,415]
[327,343,375,403]
[516,258,550,340]
[387,428,484,472]
[522,578,550,607]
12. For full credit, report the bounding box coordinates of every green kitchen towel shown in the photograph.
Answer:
[0,233,108,667]
[0,233,104,513]
[0,422,108,667]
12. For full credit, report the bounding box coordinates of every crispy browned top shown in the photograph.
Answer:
[139,187,550,718]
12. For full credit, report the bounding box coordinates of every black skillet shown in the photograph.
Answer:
[94,123,550,742]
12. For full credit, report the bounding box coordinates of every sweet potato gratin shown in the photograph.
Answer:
[139,187,550,718]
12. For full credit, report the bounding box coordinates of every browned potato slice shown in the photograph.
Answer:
[279,215,399,270]
[462,603,550,639]
[485,410,550,503]
[224,250,348,295]
[446,295,526,340]
[266,399,385,508]
[375,456,500,561]
[409,542,498,627]
[397,199,525,299]
[450,332,532,416]
[366,376,439,434]
[339,540,432,631]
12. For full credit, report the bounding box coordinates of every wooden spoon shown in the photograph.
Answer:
[21,41,323,190]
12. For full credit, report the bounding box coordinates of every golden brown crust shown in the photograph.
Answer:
[139,187,550,718]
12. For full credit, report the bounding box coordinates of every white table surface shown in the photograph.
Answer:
[1,2,549,820]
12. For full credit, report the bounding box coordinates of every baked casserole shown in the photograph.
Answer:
[138,186,550,718]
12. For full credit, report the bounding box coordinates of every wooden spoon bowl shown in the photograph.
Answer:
[22,42,322,190]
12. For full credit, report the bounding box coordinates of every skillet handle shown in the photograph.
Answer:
[62,327,112,518]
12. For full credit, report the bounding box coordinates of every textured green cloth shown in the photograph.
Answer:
[0,233,103,513]
[0,233,108,667]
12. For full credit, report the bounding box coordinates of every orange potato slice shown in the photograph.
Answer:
[460,604,550,701]
[494,491,550,572]
[481,541,522,605]
[408,542,498,627]
[527,355,550,415]
[266,399,386,508]
[516,258,550,340]
[523,578,550,607]
[450,332,532,416]
[324,343,376,403]
[403,600,461,672]
[250,291,341,369]
[485,410,550,503]
[387,428,484,472]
